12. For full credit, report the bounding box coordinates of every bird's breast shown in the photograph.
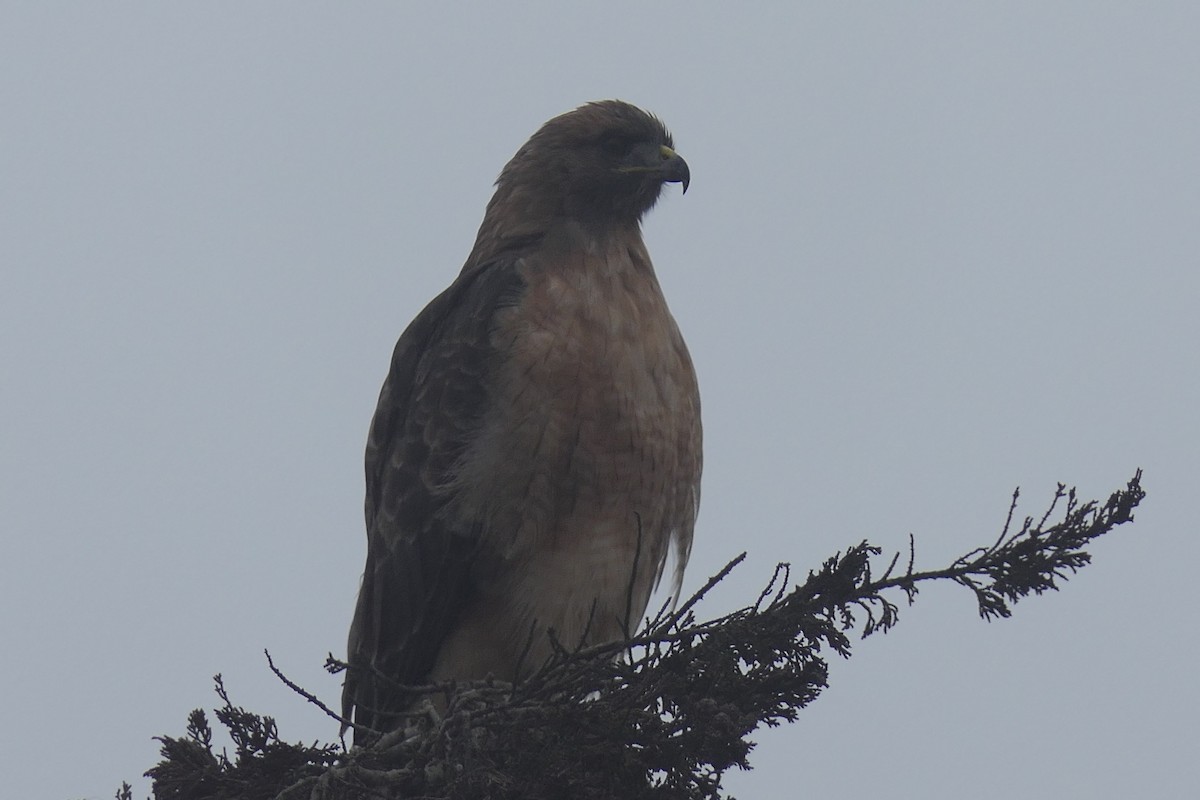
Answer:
[433,233,701,676]
[450,237,700,565]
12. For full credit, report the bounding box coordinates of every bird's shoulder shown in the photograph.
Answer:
[364,248,532,526]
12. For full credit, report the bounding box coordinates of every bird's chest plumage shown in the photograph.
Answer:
[493,246,695,536]
[446,236,699,649]
[515,259,688,492]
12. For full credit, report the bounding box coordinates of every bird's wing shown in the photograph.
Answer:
[343,255,526,739]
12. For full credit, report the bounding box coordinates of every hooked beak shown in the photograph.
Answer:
[657,145,690,194]
[618,143,691,194]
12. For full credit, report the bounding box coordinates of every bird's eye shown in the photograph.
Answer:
[600,135,635,158]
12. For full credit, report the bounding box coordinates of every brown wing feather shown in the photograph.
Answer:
[343,255,527,742]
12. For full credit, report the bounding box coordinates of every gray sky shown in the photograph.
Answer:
[3,4,1197,798]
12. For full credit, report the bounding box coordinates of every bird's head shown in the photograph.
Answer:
[494,100,689,226]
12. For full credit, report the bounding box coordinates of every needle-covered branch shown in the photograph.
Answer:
[143,471,1144,800]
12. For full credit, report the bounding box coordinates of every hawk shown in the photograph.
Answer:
[343,100,701,743]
